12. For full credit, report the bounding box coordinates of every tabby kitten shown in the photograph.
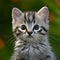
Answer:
[11,6,56,60]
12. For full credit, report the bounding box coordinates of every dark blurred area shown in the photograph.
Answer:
[0,0,60,60]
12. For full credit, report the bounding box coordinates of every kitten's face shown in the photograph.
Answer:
[12,6,49,43]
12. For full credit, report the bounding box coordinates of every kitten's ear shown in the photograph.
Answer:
[37,6,49,23]
[12,7,23,19]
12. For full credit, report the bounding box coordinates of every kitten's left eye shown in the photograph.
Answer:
[33,25,39,30]
[21,25,26,30]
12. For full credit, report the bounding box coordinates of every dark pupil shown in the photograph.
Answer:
[21,25,26,30]
[34,25,39,30]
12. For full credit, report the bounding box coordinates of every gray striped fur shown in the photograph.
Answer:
[11,6,56,60]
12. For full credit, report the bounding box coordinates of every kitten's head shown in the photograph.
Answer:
[12,6,49,43]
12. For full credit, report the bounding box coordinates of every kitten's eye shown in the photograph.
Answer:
[33,25,39,30]
[21,25,26,30]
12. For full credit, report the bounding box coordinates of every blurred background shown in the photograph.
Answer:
[0,0,60,60]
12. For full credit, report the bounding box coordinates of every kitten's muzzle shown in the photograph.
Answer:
[27,31,32,36]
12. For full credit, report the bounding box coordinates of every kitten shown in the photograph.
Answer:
[11,6,56,60]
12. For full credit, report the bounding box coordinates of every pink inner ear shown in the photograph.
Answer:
[37,7,49,17]
[39,9,49,18]
[13,9,20,17]
[12,8,23,19]
[37,7,49,23]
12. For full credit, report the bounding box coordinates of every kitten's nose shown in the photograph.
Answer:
[27,31,32,36]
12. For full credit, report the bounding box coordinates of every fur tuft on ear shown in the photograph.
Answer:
[12,7,23,19]
[37,6,49,23]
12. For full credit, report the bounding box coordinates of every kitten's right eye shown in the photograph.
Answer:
[21,25,26,30]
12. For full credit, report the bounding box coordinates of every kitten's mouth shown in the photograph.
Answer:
[26,35,33,38]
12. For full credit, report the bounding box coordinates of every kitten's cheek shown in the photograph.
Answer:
[25,32,29,36]
[38,31,47,35]
[15,31,22,36]
[22,30,26,33]
[34,30,38,33]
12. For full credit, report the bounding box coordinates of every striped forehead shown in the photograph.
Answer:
[24,12,35,23]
